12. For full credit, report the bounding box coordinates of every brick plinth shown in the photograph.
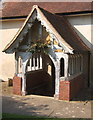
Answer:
[13,76,22,95]
[59,81,70,100]
[59,74,85,101]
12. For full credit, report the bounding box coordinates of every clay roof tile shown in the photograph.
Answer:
[1,2,92,18]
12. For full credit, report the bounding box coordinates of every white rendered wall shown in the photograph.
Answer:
[68,14,92,48]
[0,20,24,81]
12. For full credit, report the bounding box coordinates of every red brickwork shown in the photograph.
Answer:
[13,76,22,95]
[59,74,85,100]
[59,81,70,100]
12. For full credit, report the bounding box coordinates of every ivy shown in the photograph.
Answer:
[27,41,51,54]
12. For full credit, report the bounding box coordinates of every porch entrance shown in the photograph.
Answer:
[26,53,55,97]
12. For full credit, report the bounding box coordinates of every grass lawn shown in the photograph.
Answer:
[1,113,90,120]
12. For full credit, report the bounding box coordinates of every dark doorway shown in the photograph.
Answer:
[26,54,55,97]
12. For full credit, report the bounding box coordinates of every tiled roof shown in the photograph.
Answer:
[1,2,92,18]
[3,5,89,53]
[39,7,89,52]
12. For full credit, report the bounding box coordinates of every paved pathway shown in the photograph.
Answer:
[2,95,92,118]
[1,82,92,118]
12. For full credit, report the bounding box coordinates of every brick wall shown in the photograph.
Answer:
[59,80,70,100]
[13,76,22,95]
[59,74,85,100]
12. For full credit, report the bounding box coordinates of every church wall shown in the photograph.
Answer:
[0,20,24,81]
[68,15,91,48]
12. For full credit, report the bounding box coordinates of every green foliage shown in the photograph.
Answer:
[27,41,51,54]
[2,113,91,120]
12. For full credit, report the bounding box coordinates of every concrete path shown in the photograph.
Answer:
[2,95,92,118]
[1,82,92,118]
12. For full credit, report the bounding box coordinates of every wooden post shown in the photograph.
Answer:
[33,56,35,70]
[30,58,32,71]
[64,55,69,77]
[21,58,28,95]
[15,58,19,75]
[21,62,26,95]
[55,60,60,98]
[40,54,42,69]
[36,54,39,70]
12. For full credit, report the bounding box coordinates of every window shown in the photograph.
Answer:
[18,56,22,73]
[60,58,64,77]
[26,54,43,72]
[68,54,83,76]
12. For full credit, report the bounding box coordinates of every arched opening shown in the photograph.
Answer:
[60,58,64,77]
[25,53,55,97]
